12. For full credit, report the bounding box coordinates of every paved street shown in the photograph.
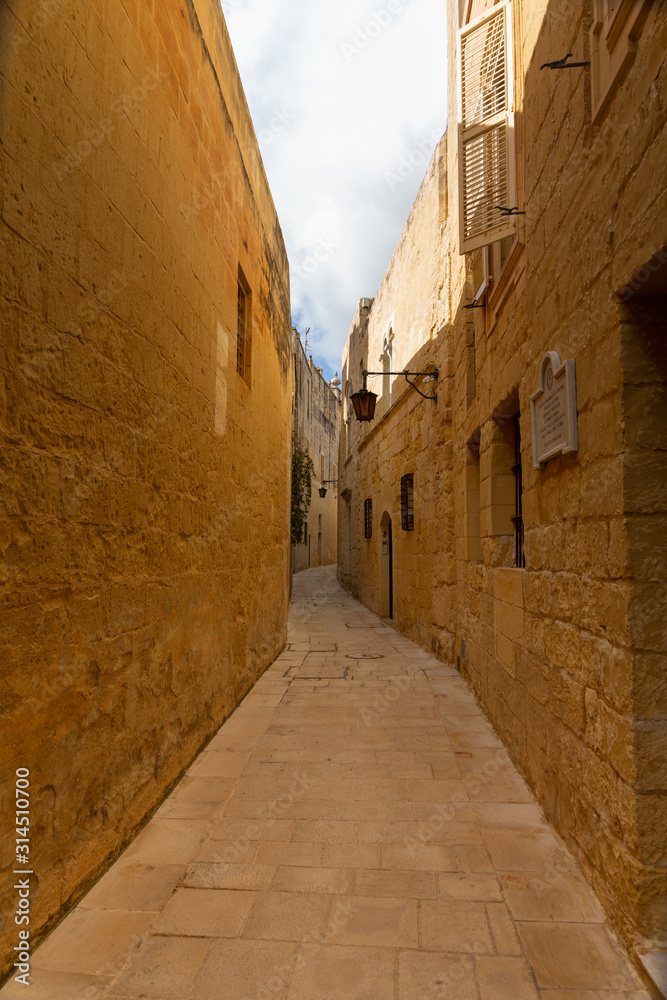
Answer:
[2,567,651,1000]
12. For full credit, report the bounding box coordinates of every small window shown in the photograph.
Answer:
[236,268,251,386]
[303,521,308,546]
[400,474,414,531]
[364,498,373,539]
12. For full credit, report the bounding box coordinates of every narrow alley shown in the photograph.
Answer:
[1,567,650,1000]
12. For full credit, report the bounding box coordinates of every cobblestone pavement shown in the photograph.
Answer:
[2,567,652,1000]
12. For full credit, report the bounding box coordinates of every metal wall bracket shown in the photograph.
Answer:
[541,52,590,70]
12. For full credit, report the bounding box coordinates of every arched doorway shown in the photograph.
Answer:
[380,511,393,619]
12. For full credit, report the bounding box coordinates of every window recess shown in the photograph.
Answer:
[590,0,651,123]
[236,267,252,386]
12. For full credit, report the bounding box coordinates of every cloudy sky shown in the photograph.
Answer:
[223,0,448,381]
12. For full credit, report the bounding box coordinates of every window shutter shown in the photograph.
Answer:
[458,2,517,254]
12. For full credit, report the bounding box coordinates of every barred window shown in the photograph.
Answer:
[400,474,414,531]
[511,414,525,568]
[364,498,372,539]
[237,268,251,386]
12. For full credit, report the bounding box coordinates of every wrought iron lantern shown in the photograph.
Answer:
[350,374,378,422]
[318,480,338,499]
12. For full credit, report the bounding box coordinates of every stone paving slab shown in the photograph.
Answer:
[0,566,654,999]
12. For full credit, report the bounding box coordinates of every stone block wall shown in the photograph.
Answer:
[338,140,456,655]
[0,0,292,977]
[339,0,666,960]
[292,330,341,573]
[449,0,667,955]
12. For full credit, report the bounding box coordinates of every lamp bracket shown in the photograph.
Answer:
[540,52,590,69]
[362,367,438,402]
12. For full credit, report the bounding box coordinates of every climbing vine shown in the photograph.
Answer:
[291,450,314,545]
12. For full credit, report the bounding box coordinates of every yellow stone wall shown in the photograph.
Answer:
[338,142,456,653]
[0,0,292,974]
[292,331,341,573]
[340,0,667,957]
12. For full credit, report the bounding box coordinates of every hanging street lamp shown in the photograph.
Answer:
[318,480,338,499]
[350,367,438,423]
[350,372,378,422]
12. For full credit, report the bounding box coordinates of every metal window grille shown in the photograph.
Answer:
[364,498,372,539]
[237,281,246,378]
[511,414,525,568]
[400,474,414,531]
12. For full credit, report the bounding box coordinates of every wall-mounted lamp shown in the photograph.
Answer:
[350,368,438,423]
[319,480,338,498]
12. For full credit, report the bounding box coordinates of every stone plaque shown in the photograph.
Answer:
[530,351,578,469]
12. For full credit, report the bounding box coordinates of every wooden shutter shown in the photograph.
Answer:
[458,2,517,254]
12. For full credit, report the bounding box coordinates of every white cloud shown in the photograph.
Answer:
[223,0,447,379]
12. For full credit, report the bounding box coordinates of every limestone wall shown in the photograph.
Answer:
[293,331,340,573]
[446,0,667,953]
[0,0,292,976]
[339,0,666,958]
[338,141,456,654]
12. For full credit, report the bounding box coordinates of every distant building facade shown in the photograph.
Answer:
[292,329,341,572]
[0,0,292,976]
[339,0,666,972]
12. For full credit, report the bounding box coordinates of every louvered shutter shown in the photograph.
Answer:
[458,3,517,254]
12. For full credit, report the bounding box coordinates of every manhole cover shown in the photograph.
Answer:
[345,653,385,660]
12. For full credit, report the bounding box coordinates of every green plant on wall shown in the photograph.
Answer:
[291,450,314,545]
